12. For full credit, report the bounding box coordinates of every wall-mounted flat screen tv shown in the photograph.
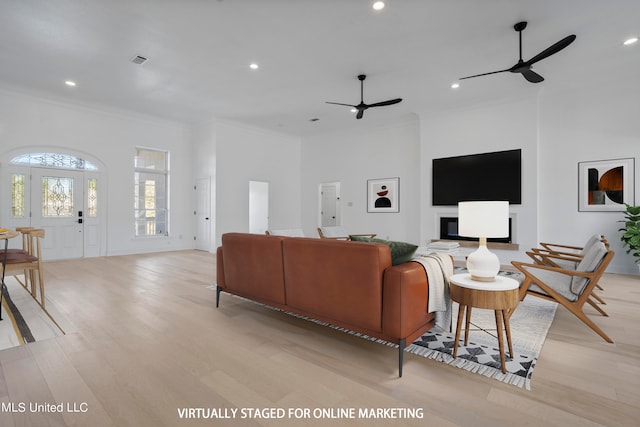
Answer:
[432,149,522,206]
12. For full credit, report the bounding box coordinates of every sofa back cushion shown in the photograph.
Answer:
[282,237,391,332]
[221,233,286,305]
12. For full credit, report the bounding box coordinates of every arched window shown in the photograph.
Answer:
[10,152,98,171]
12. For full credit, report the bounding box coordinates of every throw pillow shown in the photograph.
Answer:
[349,236,418,265]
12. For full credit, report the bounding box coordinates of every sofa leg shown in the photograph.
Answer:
[398,338,406,377]
[216,286,221,308]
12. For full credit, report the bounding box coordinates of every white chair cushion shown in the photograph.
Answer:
[571,241,608,295]
[523,266,577,302]
[270,228,305,237]
[320,226,347,238]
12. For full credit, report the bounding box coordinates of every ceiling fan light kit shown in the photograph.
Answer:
[460,21,576,83]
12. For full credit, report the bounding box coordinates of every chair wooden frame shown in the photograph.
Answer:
[511,249,615,343]
[2,229,46,307]
[316,227,376,240]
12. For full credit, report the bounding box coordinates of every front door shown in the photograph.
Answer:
[31,168,84,260]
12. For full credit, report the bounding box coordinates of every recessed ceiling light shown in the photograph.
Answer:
[451,82,460,89]
[65,80,77,87]
[623,37,638,46]
[249,63,259,70]
[373,1,385,11]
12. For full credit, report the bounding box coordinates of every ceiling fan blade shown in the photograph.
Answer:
[522,69,544,83]
[325,101,356,108]
[367,98,402,108]
[459,69,510,80]
[526,34,576,66]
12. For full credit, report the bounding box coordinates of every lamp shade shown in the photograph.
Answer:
[458,201,509,238]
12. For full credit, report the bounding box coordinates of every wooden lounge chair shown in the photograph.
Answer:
[512,240,614,343]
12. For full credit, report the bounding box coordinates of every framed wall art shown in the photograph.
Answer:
[578,158,635,211]
[367,177,399,213]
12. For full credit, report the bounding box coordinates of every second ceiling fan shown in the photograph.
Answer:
[326,74,402,119]
[460,21,576,83]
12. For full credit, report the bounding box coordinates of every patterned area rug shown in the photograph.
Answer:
[407,295,557,390]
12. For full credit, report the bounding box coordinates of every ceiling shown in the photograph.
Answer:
[1,0,638,136]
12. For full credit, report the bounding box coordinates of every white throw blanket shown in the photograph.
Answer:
[411,253,454,330]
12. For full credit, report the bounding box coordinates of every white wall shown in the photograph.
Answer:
[213,120,302,246]
[0,88,195,255]
[538,82,640,274]
[301,115,421,243]
[418,96,539,264]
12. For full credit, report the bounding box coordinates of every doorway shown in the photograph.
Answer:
[1,151,104,260]
[249,180,269,234]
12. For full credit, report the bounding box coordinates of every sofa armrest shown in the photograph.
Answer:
[382,261,433,341]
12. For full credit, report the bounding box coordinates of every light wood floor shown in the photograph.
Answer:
[0,250,638,426]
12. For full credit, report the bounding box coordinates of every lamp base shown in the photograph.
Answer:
[466,239,500,282]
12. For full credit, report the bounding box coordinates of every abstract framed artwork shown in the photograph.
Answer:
[367,177,399,213]
[578,158,635,211]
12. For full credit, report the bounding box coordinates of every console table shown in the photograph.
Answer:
[449,273,520,373]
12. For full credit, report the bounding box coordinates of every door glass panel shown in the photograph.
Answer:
[11,174,25,218]
[87,178,98,217]
[42,176,74,217]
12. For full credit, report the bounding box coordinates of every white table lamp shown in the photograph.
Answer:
[458,201,509,281]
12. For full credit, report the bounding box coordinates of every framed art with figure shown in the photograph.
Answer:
[578,158,635,211]
[367,177,399,213]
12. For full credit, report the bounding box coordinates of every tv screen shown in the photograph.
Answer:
[432,149,522,206]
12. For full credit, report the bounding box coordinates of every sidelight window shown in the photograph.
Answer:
[134,148,169,237]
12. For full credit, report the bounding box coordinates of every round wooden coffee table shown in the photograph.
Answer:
[449,273,520,373]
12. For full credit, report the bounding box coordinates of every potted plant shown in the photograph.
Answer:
[619,203,640,269]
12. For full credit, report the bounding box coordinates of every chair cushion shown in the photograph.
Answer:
[269,228,305,237]
[581,233,603,254]
[349,236,418,265]
[320,226,346,238]
[523,267,577,302]
[571,241,608,295]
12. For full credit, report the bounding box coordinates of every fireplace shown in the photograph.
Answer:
[439,217,513,243]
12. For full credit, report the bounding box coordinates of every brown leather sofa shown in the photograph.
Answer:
[216,232,434,376]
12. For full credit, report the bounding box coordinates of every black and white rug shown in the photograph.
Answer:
[406,295,557,390]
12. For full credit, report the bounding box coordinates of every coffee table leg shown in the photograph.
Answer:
[453,304,465,358]
[494,310,506,373]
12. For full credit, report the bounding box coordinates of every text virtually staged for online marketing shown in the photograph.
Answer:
[2,401,426,421]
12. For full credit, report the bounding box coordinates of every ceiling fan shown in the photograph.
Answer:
[460,21,576,83]
[326,74,402,119]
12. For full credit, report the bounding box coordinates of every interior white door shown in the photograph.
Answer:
[31,168,84,260]
[320,182,340,226]
[195,177,211,251]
